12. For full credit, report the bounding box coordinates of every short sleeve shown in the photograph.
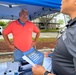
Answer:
[2,22,13,35]
[32,23,40,33]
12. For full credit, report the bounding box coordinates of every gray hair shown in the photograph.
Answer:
[19,9,28,16]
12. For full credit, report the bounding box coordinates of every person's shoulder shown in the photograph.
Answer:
[11,20,17,23]
[27,20,35,26]
[9,20,17,24]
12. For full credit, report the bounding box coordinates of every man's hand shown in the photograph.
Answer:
[32,31,40,47]
[2,33,15,50]
[8,44,15,50]
[31,40,37,47]
[32,65,55,75]
[32,65,46,75]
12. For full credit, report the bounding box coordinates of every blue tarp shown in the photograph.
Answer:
[0,0,61,20]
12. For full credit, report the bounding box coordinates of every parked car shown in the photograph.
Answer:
[0,26,3,35]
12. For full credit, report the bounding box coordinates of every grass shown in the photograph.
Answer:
[0,38,57,52]
[1,38,57,42]
[38,38,57,42]
[40,29,59,32]
[0,38,12,41]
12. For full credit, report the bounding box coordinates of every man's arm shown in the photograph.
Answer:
[32,65,55,75]
[34,31,40,42]
[32,31,40,46]
[2,33,15,50]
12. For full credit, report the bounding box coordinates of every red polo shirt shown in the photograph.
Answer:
[3,20,39,52]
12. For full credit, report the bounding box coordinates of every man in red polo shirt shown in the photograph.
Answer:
[2,9,40,62]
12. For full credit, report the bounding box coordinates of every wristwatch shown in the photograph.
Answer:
[44,71,51,75]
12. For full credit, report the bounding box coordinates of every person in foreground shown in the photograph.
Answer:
[32,0,76,75]
[2,9,40,62]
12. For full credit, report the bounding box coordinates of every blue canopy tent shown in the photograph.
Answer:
[0,0,61,20]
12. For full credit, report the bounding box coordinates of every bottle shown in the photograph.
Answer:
[14,70,18,75]
[48,53,53,57]
[6,70,13,75]
[14,72,18,75]
[4,72,6,75]
[44,50,47,57]
[0,62,7,71]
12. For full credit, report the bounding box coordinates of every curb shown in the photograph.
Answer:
[0,48,54,56]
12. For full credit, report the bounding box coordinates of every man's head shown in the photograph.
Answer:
[19,9,28,23]
[61,0,76,19]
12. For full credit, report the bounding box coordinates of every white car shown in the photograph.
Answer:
[0,26,3,35]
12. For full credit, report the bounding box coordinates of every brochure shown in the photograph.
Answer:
[22,47,44,67]
[43,57,52,72]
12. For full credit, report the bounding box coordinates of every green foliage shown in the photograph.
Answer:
[39,12,60,29]
[0,21,6,26]
[57,19,64,25]
[40,28,59,32]
[38,38,56,42]
[0,21,12,28]
[1,38,56,43]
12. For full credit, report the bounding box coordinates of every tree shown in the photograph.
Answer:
[0,21,6,26]
[39,12,60,29]
[0,20,12,28]
[58,19,64,25]
[57,19,64,28]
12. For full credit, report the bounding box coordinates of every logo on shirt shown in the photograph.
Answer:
[28,29,32,31]
[62,32,67,40]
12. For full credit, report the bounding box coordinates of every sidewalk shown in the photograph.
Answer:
[0,32,60,39]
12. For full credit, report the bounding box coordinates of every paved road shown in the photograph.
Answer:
[0,32,61,39]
